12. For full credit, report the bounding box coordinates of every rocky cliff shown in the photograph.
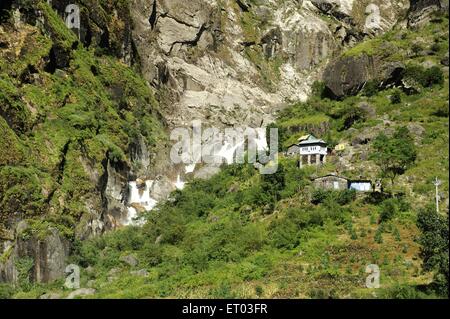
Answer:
[131,0,410,129]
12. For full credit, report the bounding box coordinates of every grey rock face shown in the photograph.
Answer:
[408,0,448,28]
[0,227,69,284]
[441,52,449,66]
[120,254,139,267]
[131,0,410,127]
[103,159,129,228]
[323,54,377,99]
[130,269,149,277]
[323,55,407,99]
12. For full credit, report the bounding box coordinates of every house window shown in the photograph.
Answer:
[333,181,339,190]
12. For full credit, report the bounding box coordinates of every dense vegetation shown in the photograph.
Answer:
[0,2,166,240]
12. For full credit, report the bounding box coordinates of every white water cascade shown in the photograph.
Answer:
[185,163,196,174]
[174,174,186,190]
[124,180,158,226]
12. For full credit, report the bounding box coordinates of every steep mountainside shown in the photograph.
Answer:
[0,0,167,284]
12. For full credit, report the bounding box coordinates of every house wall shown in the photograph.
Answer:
[287,145,300,156]
[313,176,349,190]
[300,145,327,155]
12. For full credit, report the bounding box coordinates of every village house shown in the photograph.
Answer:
[312,174,349,191]
[287,134,328,168]
[312,174,373,192]
[349,180,372,192]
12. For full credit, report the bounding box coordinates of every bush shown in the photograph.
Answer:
[311,189,355,206]
[363,80,379,97]
[15,257,34,292]
[390,89,402,104]
[269,218,299,249]
[417,206,449,296]
[424,66,444,87]
[331,104,367,131]
[432,104,449,117]
[336,189,356,205]
[374,227,383,243]
[380,284,430,299]
[404,64,444,88]
[311,189,328,205]
[184,247,209,272]
[0,284,14,299]
[411,43,422,56]
[140,242,163,267]
[260,163,286,203]
[379,198,398,222]
[210,283,236,298]
[255,285,264,297]
[311,81,327,98]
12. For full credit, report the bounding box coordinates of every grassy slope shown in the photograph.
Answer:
[9,14,448,299]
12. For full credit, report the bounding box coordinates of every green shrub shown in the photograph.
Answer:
[379,198,398,222]
[390,89,402,104]
[417,206,449,296]
[255,285,264,297]
[311,81,327,98]
[15,257,34,292]
[269,219,299,249]
[432,104,449,117]
[184,247,209,272]
[260,163,286,203]
[393,227,401,242]
[375,228,383,244]
[363,80,379,97]
[424,66,444,87]
[140,242,163,267]
[311,189,328,205]
[411,43,422,56]
[336,189,357,205]
[380,284,430,299]
[211,283,236,298]
[0,284,14,299]
[403,64,444,88]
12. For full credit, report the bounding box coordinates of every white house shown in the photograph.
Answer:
[349,180,373,192]
[287,135,328,168]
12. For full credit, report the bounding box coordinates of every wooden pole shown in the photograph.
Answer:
[433,177,441,213]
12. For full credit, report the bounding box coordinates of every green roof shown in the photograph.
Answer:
[298,135,327,145]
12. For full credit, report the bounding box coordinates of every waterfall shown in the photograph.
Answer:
[124,207,140,226]
[174,175,185,190]
[125,180,158,226]
[185,163,196,174]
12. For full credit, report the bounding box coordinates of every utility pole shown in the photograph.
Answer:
[433,177,441,213]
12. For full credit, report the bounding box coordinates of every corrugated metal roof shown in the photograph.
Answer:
[298,135,327,145]
[297,134,311,142]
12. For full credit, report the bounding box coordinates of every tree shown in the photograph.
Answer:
[260,162,285,202]
[379,198,398,222]
[417,206,449,296]
[370,126,417,189]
